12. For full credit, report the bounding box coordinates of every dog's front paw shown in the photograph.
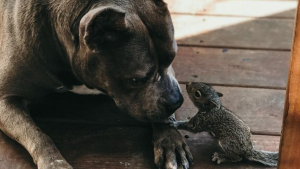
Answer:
[153,125,193,169]
[170,121,180,128]
[38,159,73,169]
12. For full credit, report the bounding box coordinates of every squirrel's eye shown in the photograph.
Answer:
[194,91,202,98]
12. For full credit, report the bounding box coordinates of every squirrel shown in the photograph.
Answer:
[172,82,278,166]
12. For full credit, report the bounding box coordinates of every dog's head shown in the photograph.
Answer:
[73,0,183,122]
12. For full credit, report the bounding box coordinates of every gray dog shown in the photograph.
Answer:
[0,0,192,169]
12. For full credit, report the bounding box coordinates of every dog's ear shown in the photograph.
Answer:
[154,0,166,5]
[80,7,128,49]
[217,92,223,97]
[154,0,164,5]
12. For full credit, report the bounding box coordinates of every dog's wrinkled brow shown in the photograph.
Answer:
[132,66,156,79]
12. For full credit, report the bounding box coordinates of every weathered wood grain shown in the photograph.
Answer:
[173,46,290,88]
[166,0,297,18]
[176,85,285,135]
[0,131,36,169]
[28,93,147,127]
[0,126,280,169]
[171,14,295,50]
[29,86,285,136]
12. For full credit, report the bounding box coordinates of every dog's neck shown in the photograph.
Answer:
[47,0,93,65]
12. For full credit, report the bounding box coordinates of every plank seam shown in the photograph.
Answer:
[177,44,291,52]
[251,131,281,136]
[179,81,287,90]
[34,118,282,136]
[170,12,296,20]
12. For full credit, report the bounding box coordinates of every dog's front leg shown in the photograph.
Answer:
[152,122,193,169]
[0,96,72,169]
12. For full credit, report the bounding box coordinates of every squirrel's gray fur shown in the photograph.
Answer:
[173,82,278,166]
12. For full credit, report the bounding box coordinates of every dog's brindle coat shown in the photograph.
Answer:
[0,0,193,169]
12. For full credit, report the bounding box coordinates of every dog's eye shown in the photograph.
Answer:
[128,77,148,87]
[194,91,202,98]
[132,78,146,83]
[126,69,156,88]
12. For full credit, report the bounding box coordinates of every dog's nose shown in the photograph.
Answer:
[166,94,184,113]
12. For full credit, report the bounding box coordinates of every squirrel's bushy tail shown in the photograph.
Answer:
[246,149,278,167]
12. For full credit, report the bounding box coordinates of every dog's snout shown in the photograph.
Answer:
[166,93,184,113]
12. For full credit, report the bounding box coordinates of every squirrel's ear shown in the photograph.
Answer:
[80,7,128,49]
[217,92,223,97]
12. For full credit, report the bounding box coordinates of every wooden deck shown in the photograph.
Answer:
[0,0,297,168]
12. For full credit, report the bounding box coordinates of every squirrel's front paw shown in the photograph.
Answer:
[212,152,226,164]
[170,121,184,128]
[169,117,177,122]
[169,123,178,128]
[164,117,176,124]
[164,117,179,128]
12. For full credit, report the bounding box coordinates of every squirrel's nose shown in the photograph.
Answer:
[186,82,192,92]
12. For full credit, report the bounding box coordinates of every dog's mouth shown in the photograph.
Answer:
[124,110,172,123]
[129,114,150,122]
[145,112,175,123]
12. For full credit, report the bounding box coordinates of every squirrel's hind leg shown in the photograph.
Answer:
[213,138,244,164]
[212,152,243,164]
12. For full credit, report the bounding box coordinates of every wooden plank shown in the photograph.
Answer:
[29,86,286,136]
[28,93,147,127]
[0,125,280,169]
[27,81,286,136]
[175,85,285,135]
[41,126,156,169]
[0,131,36,169]
[278,1,300,168]
[166,0,297,18]
[172,14,295,50]
[173,46,290,88]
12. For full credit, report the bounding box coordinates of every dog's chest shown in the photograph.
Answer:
[56,85,103,95]
[70,85,104,95]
